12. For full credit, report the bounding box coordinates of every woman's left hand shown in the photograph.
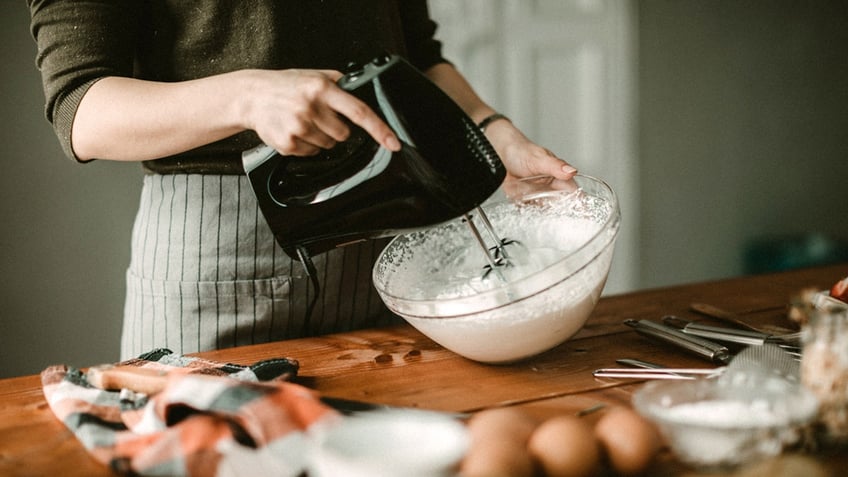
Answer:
[482,118,577,181]
[422,63,577,182]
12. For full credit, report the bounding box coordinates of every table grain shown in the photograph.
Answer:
[2,264,846,476]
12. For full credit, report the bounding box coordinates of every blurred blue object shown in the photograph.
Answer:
[745,233,848,274]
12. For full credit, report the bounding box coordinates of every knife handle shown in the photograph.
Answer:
[625,319,733,365]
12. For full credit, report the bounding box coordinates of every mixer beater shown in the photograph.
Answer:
[463,206,520,280]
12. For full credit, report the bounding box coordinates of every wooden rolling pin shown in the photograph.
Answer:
[86,365,170,395]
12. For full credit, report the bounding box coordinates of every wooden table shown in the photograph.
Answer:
[2,264,846,476]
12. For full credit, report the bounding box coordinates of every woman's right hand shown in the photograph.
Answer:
[71,69,400,162]
[239,69,401,156]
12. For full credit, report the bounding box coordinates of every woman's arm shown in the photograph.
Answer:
[424,63,577,181]
[72,69,400,162]
[30,0,400,163]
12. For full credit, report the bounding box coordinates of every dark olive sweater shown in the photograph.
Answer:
[28,0,446,174]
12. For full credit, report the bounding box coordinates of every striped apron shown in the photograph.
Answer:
[121,173,400,359]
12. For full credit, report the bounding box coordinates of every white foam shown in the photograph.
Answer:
[383,189,609,300]
[374,189,616,363]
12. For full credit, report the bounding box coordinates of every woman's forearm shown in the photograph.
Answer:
[424,63,497,125]
[71,73,248,161]
[425,62,577,181]
[71,69,400,162]
[71,63,494,161]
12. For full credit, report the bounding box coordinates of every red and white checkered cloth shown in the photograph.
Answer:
[41,349,340,477]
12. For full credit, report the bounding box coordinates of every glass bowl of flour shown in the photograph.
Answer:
[633,377,818,469]
[372,174,620,363]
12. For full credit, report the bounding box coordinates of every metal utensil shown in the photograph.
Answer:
[593,367,724,380]
[462,207,519,280]
[662,315,801,350]
[717,343,801,385]
[624,319,733,365]
[615,358,667,369]
[596,343,800,382]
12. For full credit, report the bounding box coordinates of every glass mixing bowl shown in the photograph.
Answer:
[632,377,818,469]
[372,174,620,363]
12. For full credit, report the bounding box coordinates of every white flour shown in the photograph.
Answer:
[661,400,788,427]
[657,399,791,466]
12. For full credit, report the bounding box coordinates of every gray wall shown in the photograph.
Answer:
[2,1,847,378]
[2,5,142,377]
[638,0,848,288]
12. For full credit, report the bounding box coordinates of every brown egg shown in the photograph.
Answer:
[527,415,600,477]
[461,407,539,477]
[594,406,662,475]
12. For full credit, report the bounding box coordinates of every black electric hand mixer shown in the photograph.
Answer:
[242,55,516,329]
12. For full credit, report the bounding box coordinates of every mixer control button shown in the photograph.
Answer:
[344,61,362,74]
[373,54,392,66]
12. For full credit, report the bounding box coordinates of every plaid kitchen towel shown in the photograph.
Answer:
[41,349,340,477]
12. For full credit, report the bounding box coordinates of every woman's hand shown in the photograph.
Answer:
[72,69,400,162]
[423,63,576,182]
[239,69,400,156]
[482,117,577,182]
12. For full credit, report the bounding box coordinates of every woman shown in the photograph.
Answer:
[28,0,577,359]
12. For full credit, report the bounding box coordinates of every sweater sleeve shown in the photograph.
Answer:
[397,0,448,71]
[28,0,142,161]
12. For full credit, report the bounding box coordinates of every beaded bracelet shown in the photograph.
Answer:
[476,113,510,132]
